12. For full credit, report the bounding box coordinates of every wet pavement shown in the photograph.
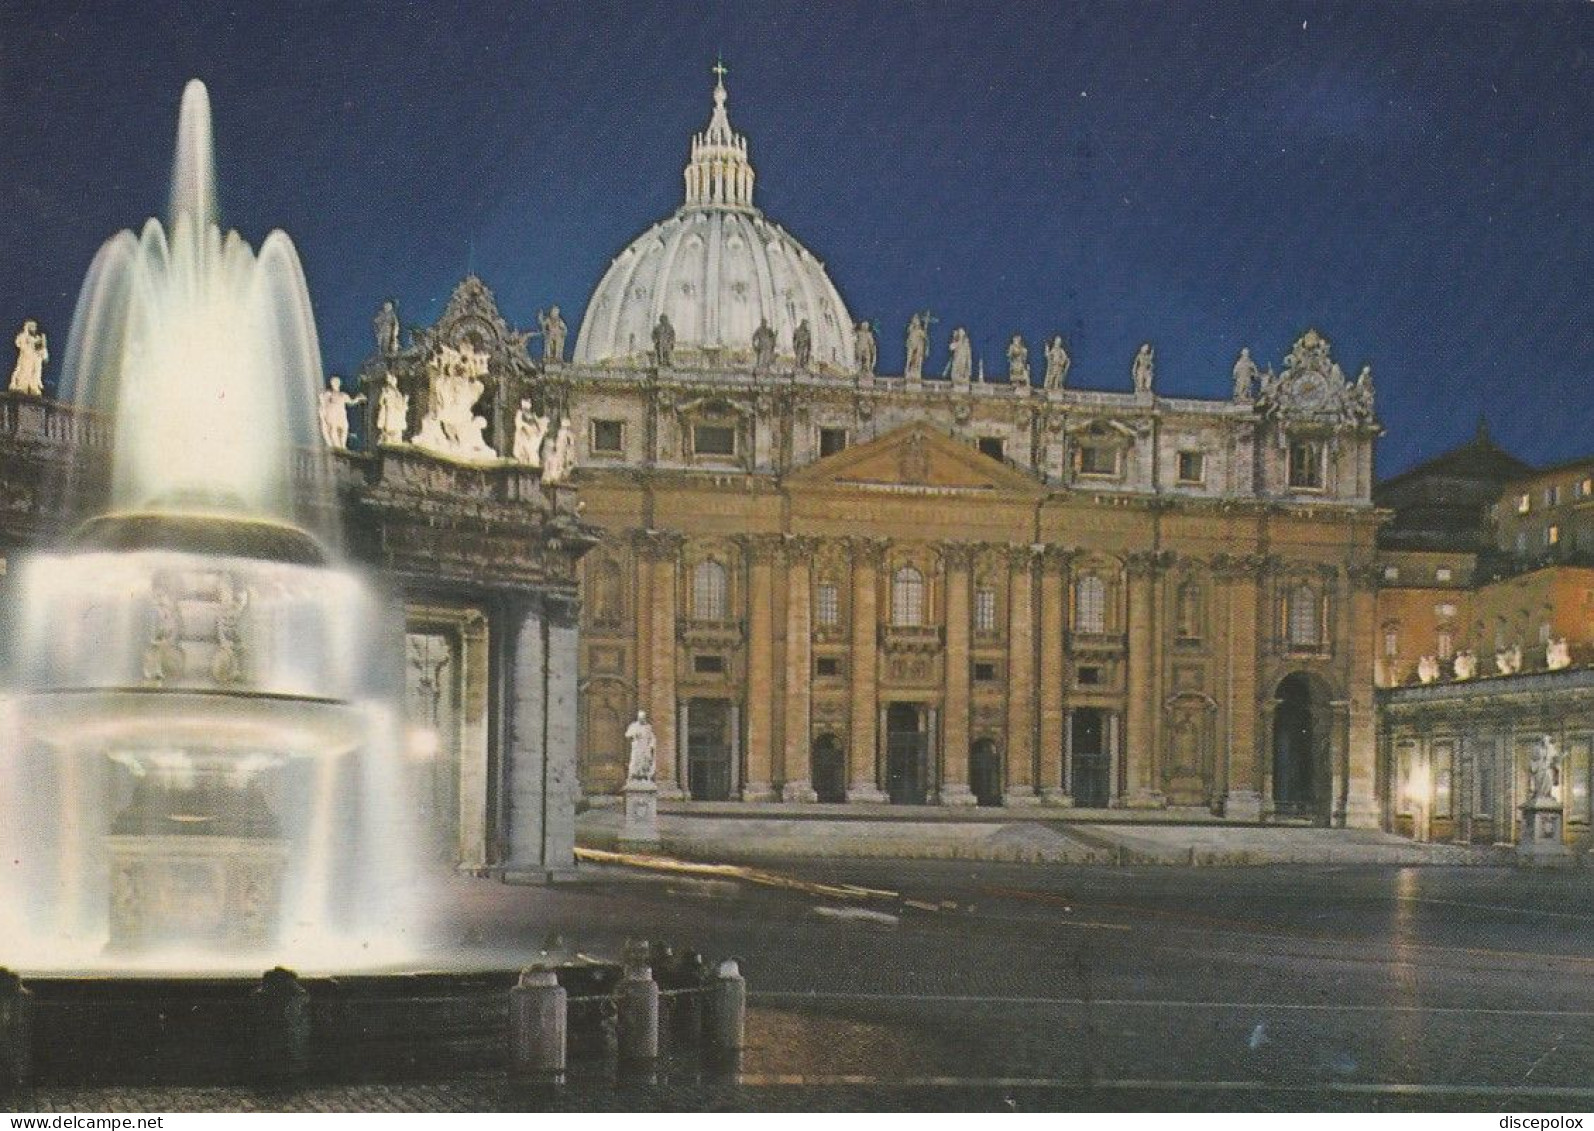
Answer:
[10,860,1594,1111]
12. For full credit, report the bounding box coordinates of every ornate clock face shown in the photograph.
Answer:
[1294,371,1330,412]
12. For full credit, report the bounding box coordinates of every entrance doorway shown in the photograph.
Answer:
[686,697,733,801]
[885,702,929,805]
[812,734,846,804]
[1070,709,1111,808]
[970,738,1002,806]
[1272,673,1329,821]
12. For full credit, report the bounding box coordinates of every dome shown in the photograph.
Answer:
[574,67,856,373]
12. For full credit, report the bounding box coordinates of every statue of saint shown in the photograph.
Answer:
[1547,637,1572,671]
[792,319,812,370]
[318,376,366,450]
[854,320,877,376]
[539,307,567,363]
[542,416,578,484]
[752,318,777,371]
[1232,347,1258,402]
[1043,336,1070,389]
[1453,651,1477,681]
[904,314,928,381]
[1530,735,1561,802]
[947,327,973,384]
[1132,343,1155,395]
[625,710,658,783]
[513,399,550,467]
[1416,655,1440,684]
[375,374,409,446]
[1352,364,1375,419]
[9,320,46,396]
[211,575,249,684]
[1495,643,1523,676]
[652,314,676,368]
[1007,334,1030,386]
[373,301,401,355]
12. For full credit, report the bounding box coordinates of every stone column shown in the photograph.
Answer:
[1124,551,1167,808]
[847,538,887,802]
[637,532,684,799]
[1038,547,1072,805]
[500,592,578,879]
[1341,565,1380,827]
[1004,546,1040,806]
[782,537,819,802]
[1218,555,1264,820]
[741,535,778,801]
[939,543,976,806]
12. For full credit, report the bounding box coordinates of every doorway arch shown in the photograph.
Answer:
[1272,672,1332,822]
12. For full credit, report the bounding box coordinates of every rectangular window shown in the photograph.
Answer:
[1075,575,1107,635]
[1548,525,1561,546]
[693,654,725,675]
[1076,665,1103,686]
[590,419,625,454]
[1384,629,1399,658]
[978,436,1005,462]
[1286,586,1322,648]
[1287,440,1324,490]
[818,427,848,458]
[1437,631,1454,660]
[1518,493,1532,514]
[973,661,998,682]
[1580,478,1593,499]
[1435,567,1452,582]
[815,583,840,627]
[1546,485,1561,507]
[815,656,841,678]
[974,588,998,633]
[1435,602,1457,619]
[1383,566,1400,582]
[1078,444,1118,477]
[692,424,737,457]
[1176,450,1205,485]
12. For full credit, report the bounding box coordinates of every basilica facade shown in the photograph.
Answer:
[531,73,1385,824]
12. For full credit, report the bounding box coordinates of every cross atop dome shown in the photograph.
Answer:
[684,58,755,209]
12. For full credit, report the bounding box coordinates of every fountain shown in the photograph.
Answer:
[0,80,418,973]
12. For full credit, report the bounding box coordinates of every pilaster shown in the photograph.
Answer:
[740,534,779,801]
[1004,544,1040,806]
[781,536,818,802]
[939,542,976,806]
[847,537,887,802]
[1215,553,1265,820]
[1123,549,1169,808]
[635,530,684,799]
[1038,546,1072,805]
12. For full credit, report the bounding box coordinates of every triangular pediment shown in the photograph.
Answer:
[787,423,1044,495]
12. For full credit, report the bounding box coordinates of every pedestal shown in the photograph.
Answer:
[619,781,661,853]
[1516,800,1573,867]
[938,783,978,807]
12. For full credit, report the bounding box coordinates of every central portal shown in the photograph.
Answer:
[686,697,734,801]
[885,702,929,805]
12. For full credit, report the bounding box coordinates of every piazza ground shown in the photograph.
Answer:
[12,858,1594,1112]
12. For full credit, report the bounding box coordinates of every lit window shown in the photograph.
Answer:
[692,559,728,621]
[1287,440,1324,490]
[693,424,737,457]
[815,583,840,627]
[1549,525,1561,546]
[1286,585,1321,648]
[1075,575,1106,634]
[1435,603,1457,619]
[590,419,624,454]
[1518,494,1532,514]
[974,588,998,633]
[1580,478,1593,498]
[891,567,925,627]
[1383,566,1400,582]
[1177,451,1205,484]
[1435,567,1452,582]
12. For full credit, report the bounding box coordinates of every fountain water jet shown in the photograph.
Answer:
[2,80,421,974]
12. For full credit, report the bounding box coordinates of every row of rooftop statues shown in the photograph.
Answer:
[1411,638,1574,686]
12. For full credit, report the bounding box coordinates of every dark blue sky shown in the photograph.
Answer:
[4,0,1593,476]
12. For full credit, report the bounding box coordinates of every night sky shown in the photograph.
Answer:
[4,1,1593,476]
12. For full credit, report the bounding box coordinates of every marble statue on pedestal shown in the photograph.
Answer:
[375,374,409,446]
[513,400,550,467]
[1132,343,1155,395]
[318,376,366,450]
[1453,651,1477,680]
[854,320,877,376]
[1531,735,1561,802]
[1043,336,1070,389]
[1416,655,1440,684]
[1546,638,1572,671]
[373,301,401,355]
[1232,347,1258,402]
[752,318,777,372]
[1496,643,1523,676]
[1519,733,1572,865]
[947,327,972,384]
[1007,335,1030,385]
[541,417,577,484]
[652,314,676,368]
[625,710,658,782]
[539,307,567,363]
[411,344,496,461]
[9,320,46,396]
[792,319,812,370]
[904,314,928,381]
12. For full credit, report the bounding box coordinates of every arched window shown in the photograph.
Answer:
[1075,575,1107,635]
[892,567,925,627]
[693,559,728,621]
[1287,585,1321,647]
